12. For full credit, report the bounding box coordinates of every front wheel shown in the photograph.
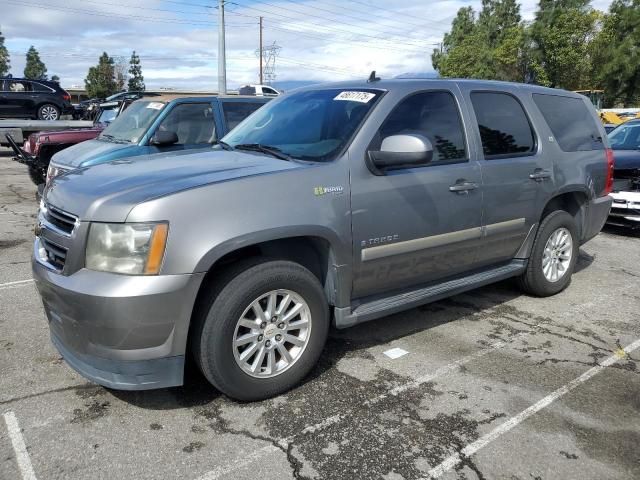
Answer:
[37,104,60,120]
[518,210,579,297]
[192,259,329,401]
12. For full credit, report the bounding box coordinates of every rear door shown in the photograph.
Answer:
[219,99,268,135]
[350,88,484,298]
[4,80,33,117]
[460,86,555,267]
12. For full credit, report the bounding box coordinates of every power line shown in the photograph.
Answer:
[272,0,448,43]
[226,10,440,53]
[4,0,252,26]
[228,0,433,52]
[347,0,453,28]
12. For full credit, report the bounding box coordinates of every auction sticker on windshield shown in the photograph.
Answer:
[146,102,164,110]
[334,91,376,103]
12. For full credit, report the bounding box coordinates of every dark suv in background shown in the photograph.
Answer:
[0,77,74,120]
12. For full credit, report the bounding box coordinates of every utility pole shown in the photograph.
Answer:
[259,16,263,85]
[217,0,227,94]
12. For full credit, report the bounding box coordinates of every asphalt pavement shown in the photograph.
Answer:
[1,147,639,480]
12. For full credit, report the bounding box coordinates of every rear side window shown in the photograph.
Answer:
[32,82,53,93]
[471,92,536,158]
[375,90,467,163]
[222,101,265,131]
[7,80,32,93]
[533,94,604,151]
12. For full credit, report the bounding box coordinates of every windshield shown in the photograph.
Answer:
[608,123,640,150]
[222,88,383,161]
[99,101,165,143]
[96,106,119,125]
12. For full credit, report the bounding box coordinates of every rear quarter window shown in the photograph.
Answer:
[533,94,604,151]
[222,101,266,131]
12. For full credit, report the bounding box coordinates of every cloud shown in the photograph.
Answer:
[1,0,613,90]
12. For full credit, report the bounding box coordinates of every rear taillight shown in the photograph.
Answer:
[603,148,615,196]
[62,93,71,101]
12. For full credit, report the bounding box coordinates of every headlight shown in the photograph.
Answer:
[86,222,169,275]
[46,165,67,185]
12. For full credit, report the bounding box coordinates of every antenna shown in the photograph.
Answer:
[368,70,380,82]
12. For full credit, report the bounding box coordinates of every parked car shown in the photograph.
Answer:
[8,99,133,185]
[33,78,612,401]
[76,91,161,121]
[46,95,270,183]
[238,84,280,96]
[0,77,74,120]
[606,119,640,229]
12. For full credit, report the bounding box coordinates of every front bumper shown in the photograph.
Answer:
[581,195,613,244]
[33,256,205,390]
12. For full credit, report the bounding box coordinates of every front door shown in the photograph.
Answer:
[460,87,555,267]
[350,89,484,299]
[148,102,217,154]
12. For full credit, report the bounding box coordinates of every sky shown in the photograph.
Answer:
[0,0,615,91]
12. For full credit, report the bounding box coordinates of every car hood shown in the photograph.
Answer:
[611,149,640,171]
[44,149,306,222]
[50,138,134,168]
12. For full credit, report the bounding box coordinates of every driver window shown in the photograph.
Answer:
[156,103,216,145]
[373,91,467,163]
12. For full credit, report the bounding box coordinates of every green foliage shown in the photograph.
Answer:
[530,0,598,89]
[591,0,640,106]
[0,29,9,77]
[127,51,145,92]
[51,74,60,82]
[24,46,47,80]
[432,0,533,83]
[85,52,117,99]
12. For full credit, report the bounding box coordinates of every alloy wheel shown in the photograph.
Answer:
[542,227,573,282]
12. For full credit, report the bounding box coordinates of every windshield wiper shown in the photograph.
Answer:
[213,140,234,151]
[234,143,291,161]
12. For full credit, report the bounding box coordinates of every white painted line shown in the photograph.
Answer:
[194,445,280,480]
[427,337,640,479]
[0,279,33,291]
[194,333,530,480]
[3,411,37,480]
[384,347,409,359]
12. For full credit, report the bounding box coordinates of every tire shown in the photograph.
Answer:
[192,259,329,401]
[37,104,60,121]
[27,165,45,186]
[518,210,579,297]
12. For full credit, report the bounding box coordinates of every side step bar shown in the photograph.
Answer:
[334,259,527,329]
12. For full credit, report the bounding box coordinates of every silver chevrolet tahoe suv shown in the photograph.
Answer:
[33,79,613,401]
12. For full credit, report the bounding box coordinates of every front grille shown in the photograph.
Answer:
[45,204,77,235]
[40,237,67,270]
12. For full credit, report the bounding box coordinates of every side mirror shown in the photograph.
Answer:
[150,130,178,146]
[368,134,434,175]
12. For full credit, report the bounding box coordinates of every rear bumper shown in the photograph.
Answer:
[33,255,205,390]
[582,195,612,243]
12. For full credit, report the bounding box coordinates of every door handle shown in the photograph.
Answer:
[449,181,479,194]
[529,169,551,181]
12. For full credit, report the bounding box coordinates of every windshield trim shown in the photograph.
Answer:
[221,87,386,163]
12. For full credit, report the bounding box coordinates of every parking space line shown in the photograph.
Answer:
[3,411,38,480]
[426,337,640,479]
[195,333,532,480]
[0,279,33,291]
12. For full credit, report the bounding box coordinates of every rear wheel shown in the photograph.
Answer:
[518,210,579,296]
[192,259,329,401]
[37,104,60,121]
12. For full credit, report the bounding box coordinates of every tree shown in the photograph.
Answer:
[530,0,599,89]
[127,51,145,91]
[591,0,640,106]
[432,1,534,83]
[24,46,47,80]
[84,52,117,99]
[51,74,60,82]
[0,29,9,77]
